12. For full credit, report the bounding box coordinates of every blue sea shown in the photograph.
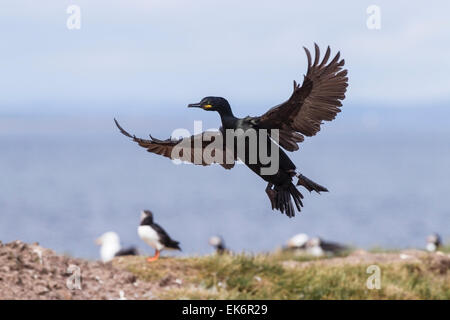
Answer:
[1,106,449,259]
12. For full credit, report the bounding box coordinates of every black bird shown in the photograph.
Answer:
[115,44,348,217]
[138,210,181,262]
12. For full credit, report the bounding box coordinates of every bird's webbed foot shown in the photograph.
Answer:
[265,183,277,210]
[146,249,160,263]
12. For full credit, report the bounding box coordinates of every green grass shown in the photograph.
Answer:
[440,245,450,254]
[114,250,450,300]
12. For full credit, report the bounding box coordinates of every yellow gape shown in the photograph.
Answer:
[203,104,212,109]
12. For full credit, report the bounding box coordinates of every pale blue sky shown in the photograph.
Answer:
[1,1,449,113]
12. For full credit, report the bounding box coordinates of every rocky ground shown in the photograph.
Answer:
[0,240,159,300]
[0,240,449,299]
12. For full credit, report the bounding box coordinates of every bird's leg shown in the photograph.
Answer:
[287,169,297,178]
[146,249,160,262]
[265,183,277,210]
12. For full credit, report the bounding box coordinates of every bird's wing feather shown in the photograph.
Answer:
[152,223,179,247]
[256,44,348,151]
[114,119,235,169]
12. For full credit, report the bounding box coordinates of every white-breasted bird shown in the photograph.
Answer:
[208,236,228,254]
[305,237,347,257]
[95,231,138,262]
[426,233,442,252]
[286,233,309,249]
[137,210,181,262]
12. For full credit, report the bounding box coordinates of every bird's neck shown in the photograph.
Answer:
[217,106,235,124]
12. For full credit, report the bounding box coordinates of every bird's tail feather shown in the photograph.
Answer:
[274,183,304,218]
[168,240,181,251]
[296,174,328,193]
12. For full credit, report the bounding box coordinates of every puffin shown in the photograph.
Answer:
[115,44,348,218]
[208,236,228,254]
[426,233,442,252]
[138,210,181,262]
[95,231,138,262]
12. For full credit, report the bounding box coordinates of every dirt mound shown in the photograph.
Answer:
[0,240,157,300]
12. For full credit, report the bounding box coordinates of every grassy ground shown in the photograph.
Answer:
[113,248,450,300]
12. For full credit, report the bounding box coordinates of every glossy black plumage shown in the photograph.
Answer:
[115,44,348,218]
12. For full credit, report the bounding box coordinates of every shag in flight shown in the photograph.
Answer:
[115,44,348,217]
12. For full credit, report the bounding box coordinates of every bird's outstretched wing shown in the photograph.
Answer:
[114,119,235,169]
[255,44,348,151]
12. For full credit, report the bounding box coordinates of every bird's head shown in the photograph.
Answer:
[208,236,224,248]
[188,96,231,114]
[140,210,154,224]
[95,231,120,247]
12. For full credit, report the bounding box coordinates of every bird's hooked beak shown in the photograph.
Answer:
[187,102,202,108]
